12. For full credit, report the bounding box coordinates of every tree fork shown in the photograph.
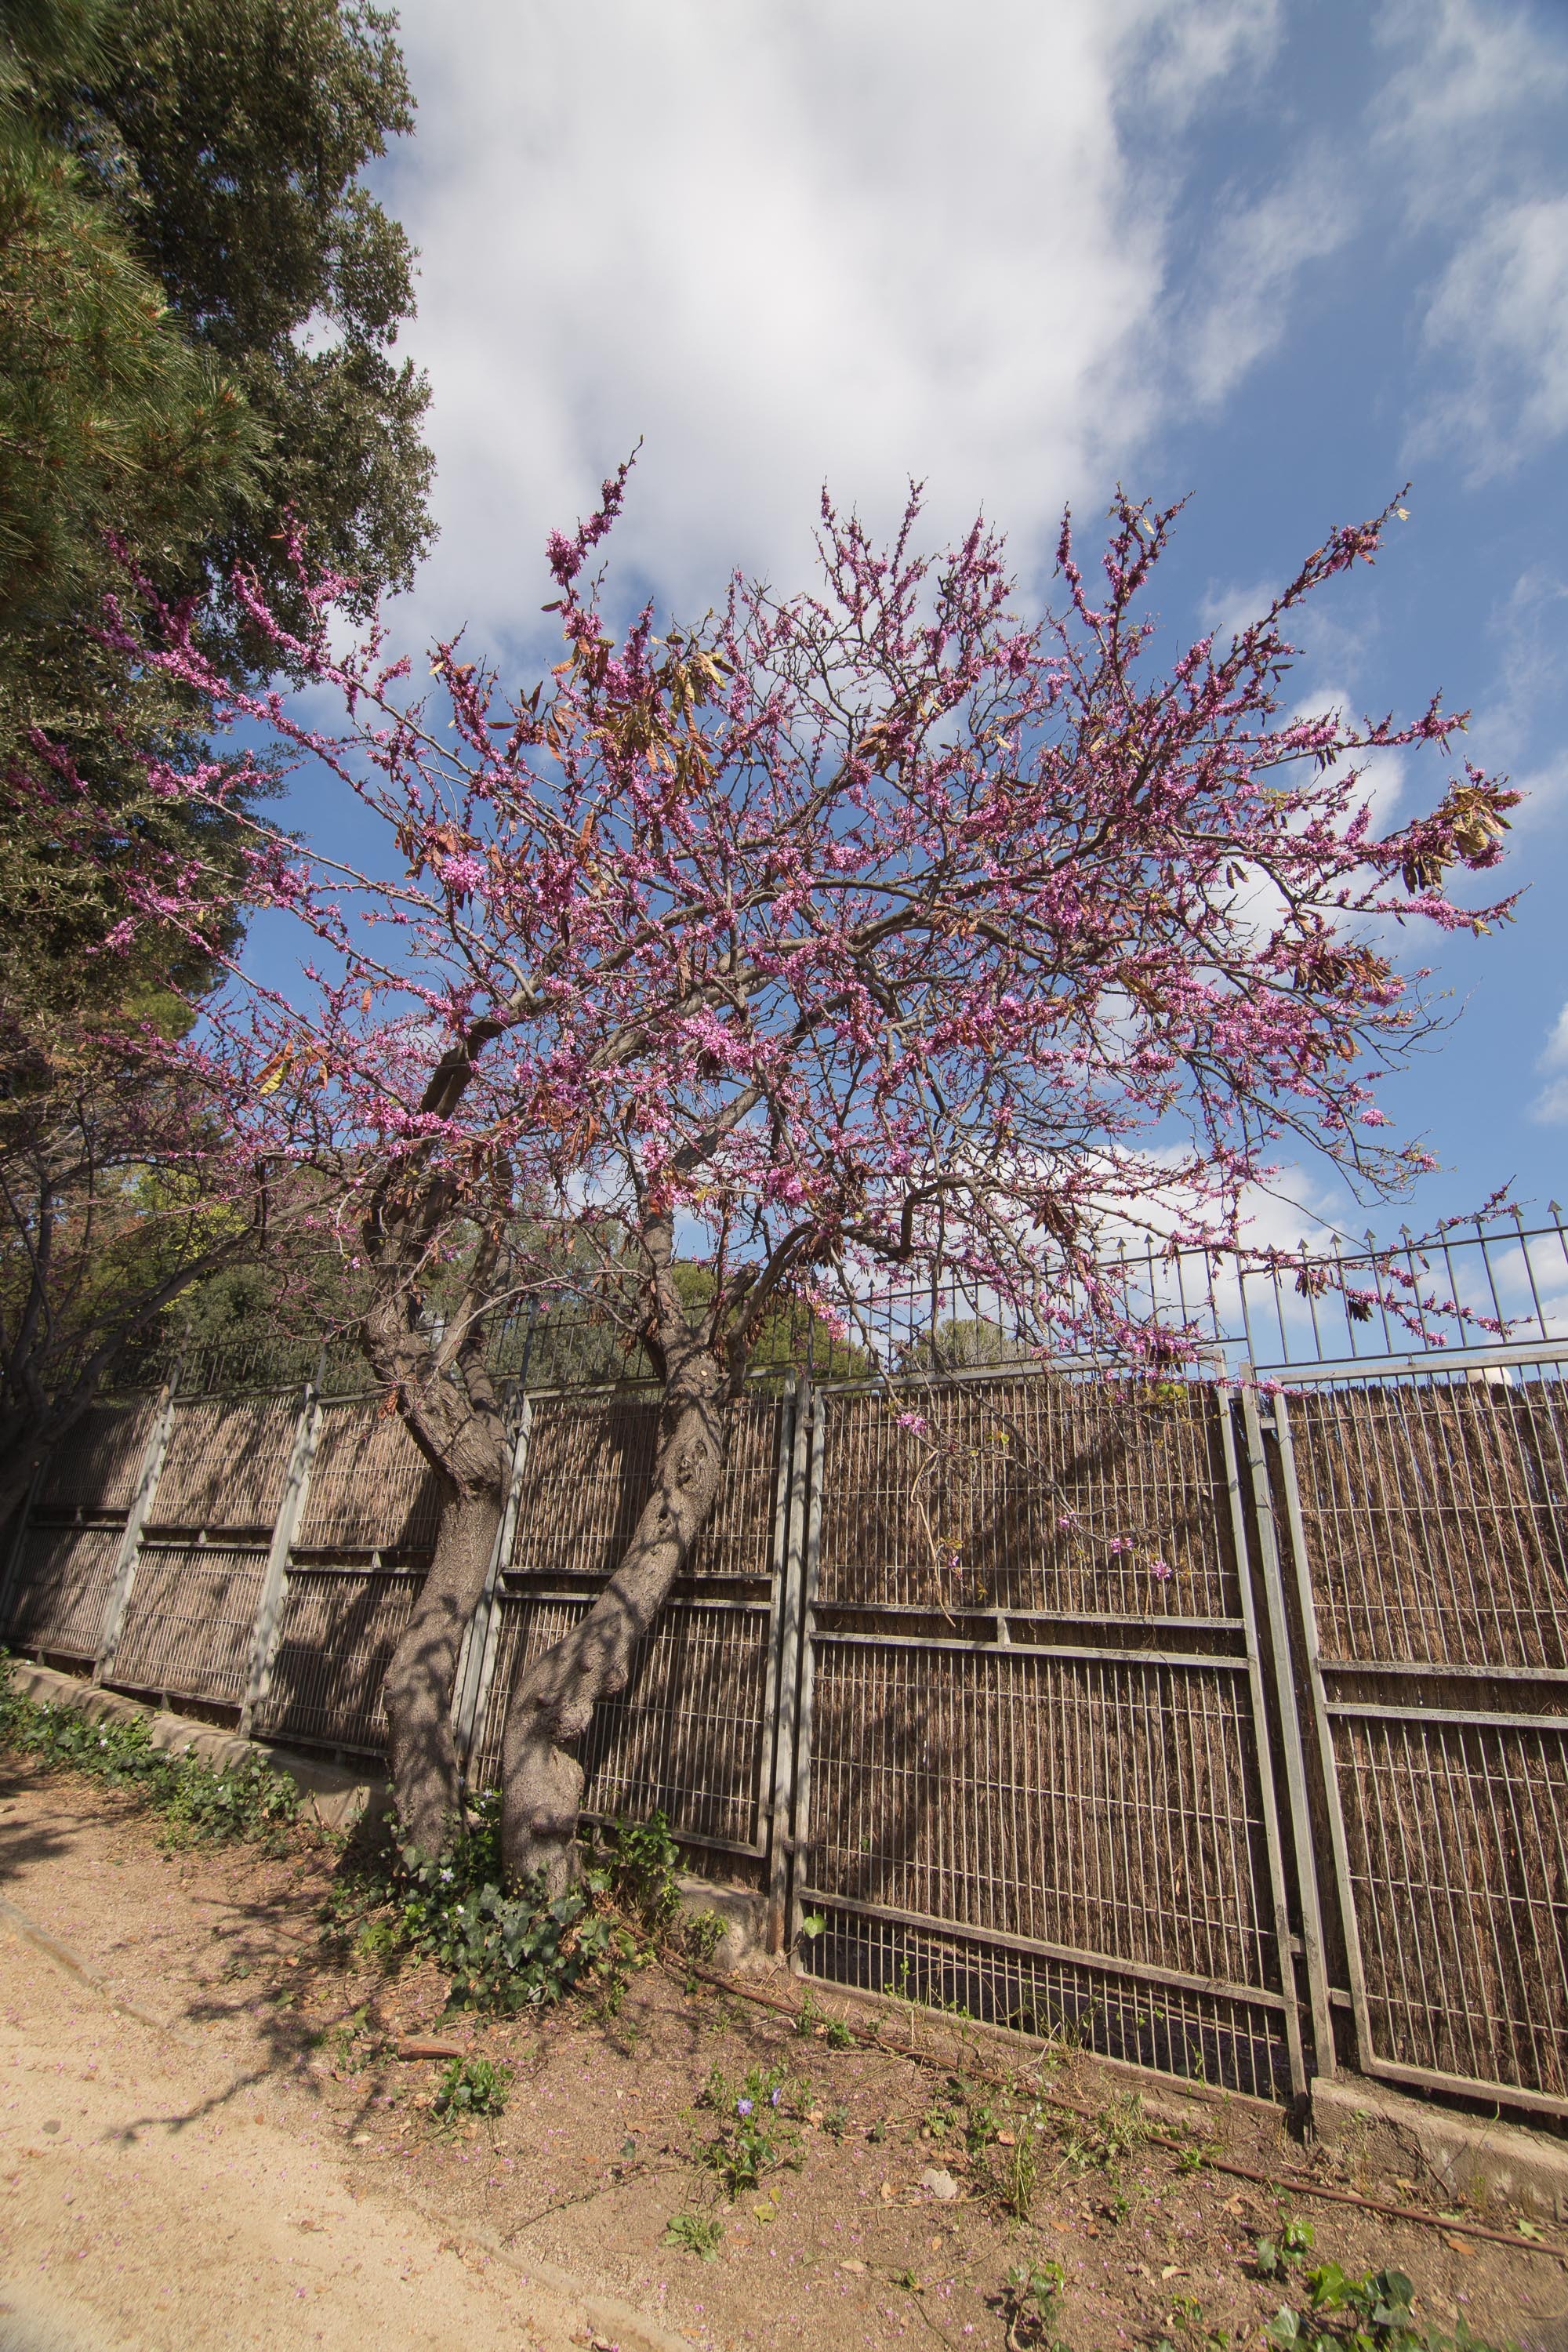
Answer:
[499,1349,729,1893]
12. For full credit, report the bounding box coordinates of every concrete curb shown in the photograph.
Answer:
[5,1659,390,1830]
[1312,2074,1568,2224]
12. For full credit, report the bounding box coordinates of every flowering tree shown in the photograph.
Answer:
[61,470,1514,1879]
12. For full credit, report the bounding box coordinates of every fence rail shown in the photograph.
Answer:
[4,1334,1566,2129]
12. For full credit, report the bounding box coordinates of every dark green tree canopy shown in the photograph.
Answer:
[68,0,435,648]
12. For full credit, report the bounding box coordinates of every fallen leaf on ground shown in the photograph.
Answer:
[1444,2235,1475,2256]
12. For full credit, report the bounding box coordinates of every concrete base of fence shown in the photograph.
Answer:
[6,1662,391,1831]
[1312,2074,1568,2223]
[673,1875,777,1975]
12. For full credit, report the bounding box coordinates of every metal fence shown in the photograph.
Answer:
[4,1253,1567,2127]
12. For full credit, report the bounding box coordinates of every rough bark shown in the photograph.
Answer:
[499,1345,728,1893]
[382,1478,503,1856]
[360,1258,510,1855]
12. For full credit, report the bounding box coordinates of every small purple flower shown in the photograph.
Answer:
[1149,1558,1174,1582]
[770,2087,782,2107]
[736,2097,753,2116]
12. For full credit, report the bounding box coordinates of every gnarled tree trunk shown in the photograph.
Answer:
[382,1470,504,1857]
[499,1341,728,1892]
[362,1269,510,1856]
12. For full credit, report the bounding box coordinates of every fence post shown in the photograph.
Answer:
[784,1390,826,1969]
[451,1393,533,1776]
[238,1368,324,1738]
[1217,1374,1308,2103]
[94,1378,178,1684]
[1237,1372,1337,2083]
[761,1379,801,1954]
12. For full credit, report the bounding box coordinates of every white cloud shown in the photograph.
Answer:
[1529,1001,1568,1123]
[383,0,1164,653]
[1370,1,1568,474]
[1132,0,1283,122]
[370,0,1324,666]
[1181,154,1356,409]
[1414,197,1568,477]
[1507,751,1568,837]
[1374,0,1568,222]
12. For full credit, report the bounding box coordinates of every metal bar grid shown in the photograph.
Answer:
[1272,1373,1568,2114]
[792,1380,1294,2098]
[800,1642,1282,1994]
[252,1566,423,1754]
[508,1392,784,1583]
[4,1525,126,1660]
[1282,1366,1568,1673]
[797,1904,1292,2101]
[1330,1713,1568,2106]
[816,1375,1240,1621]
[468,1590,775,1853]
[292,1401,443,1553]
[147,1396,301,1530]
[33,1399,162,1515]
[108,1544,270,1706]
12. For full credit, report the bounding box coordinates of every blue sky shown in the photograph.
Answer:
[280,0,1568,1252]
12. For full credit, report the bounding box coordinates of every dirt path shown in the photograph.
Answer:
[0,1893,677,2352]
[2,1750,1566,2352]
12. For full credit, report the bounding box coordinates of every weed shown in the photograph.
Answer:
[1058,2091,1151,2175]
[1264,2261,1508,2352]
[601,1809,681,1933]
[679,1909,726,1965]
[985,2097,1050,2221]
[920,2090,960,2144]
[958,2080,1000,2158]
[325,2008,375,2071]
[1157,2292,1231,2352]
[1004,2257,1070,2352]
[697,2061,797,2199]
[825,2018,854,2049]
[0,1661,299,1846]
[432,2054,513,2124]
[822,2103,849,2140]
[953,2074,1048,2220]
[662,2211,724,2261]
[358,1789,630,2013]
[867,2118,887,2144]
[1256,2220,1316,2279]
[794,1990,823,2039]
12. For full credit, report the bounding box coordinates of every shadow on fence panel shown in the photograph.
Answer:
[797,1376,1298,2100]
